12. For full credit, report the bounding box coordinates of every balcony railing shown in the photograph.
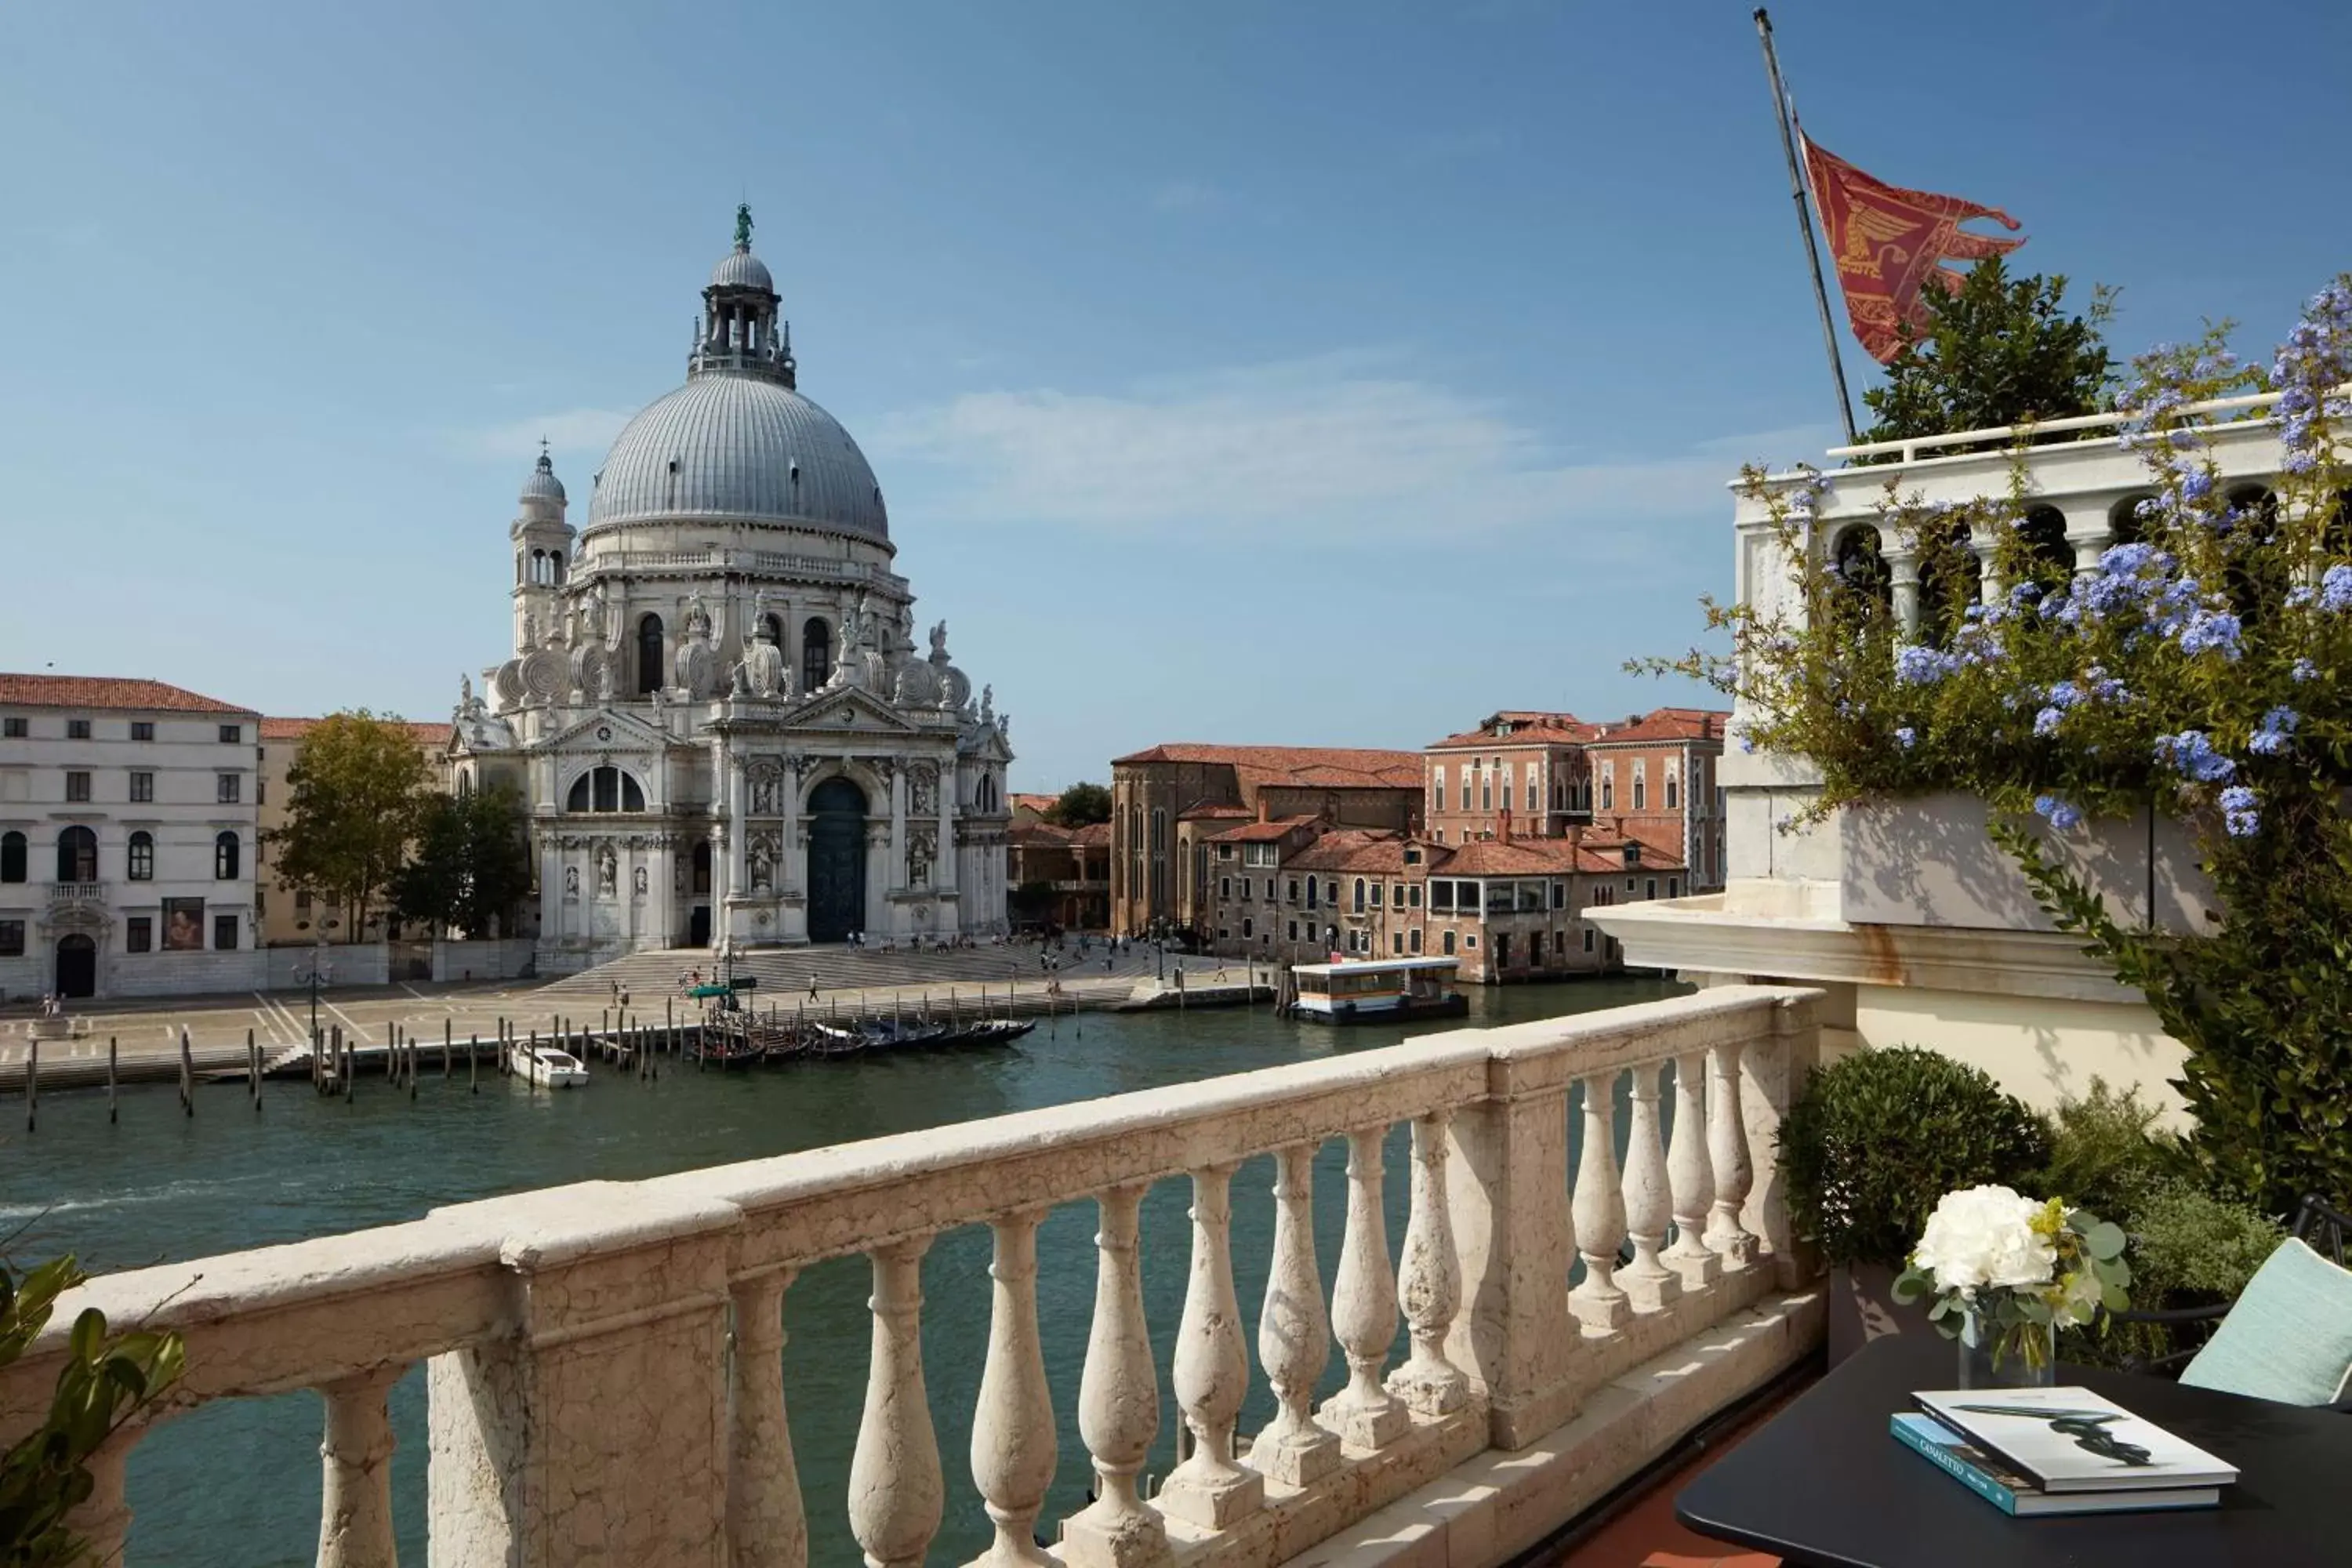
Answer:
[0,986,1820,1568]
[48,880,104,902]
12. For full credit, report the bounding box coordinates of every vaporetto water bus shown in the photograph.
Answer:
[1285,956,1468,1023]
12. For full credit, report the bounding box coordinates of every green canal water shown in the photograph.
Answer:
[5,977,1684,1566]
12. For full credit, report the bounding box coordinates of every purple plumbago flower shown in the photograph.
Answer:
[2292,658,2320,682]
[2034,794,2084,831]
[2010,580,2044,605]
[2175,607,2244,660]
[2155,729,2237,782]
[2321,564,2352,613]
[2219,784,2260,838]
[2249,706,2300,756]
[2034,706,2064,737]
[1894,645,1959,686]
[2288,585,2317,609]
[1895,726,1917,750]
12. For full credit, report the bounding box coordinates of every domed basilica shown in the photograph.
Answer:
[452,209,1014,970]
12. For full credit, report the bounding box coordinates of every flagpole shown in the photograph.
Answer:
[1753,9,1858,444]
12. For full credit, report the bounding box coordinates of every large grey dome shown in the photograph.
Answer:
[586,371,889,540]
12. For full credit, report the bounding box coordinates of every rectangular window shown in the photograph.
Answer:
[1287,920,1298,940]
[131,721,154,742]
[255,887,267,916]
[1287,877,1299,903]
[1432,880,1454,912]
[1646,878,1657,900]
[1370,883,1383,908]
[213,914,238,950]
[1584,927,1595,953]
[67,719,90,740]
[64,771,90,802]
[217,773,241,804]
[1458,777,1470,810]
[2,717,24,738]
[1219,877,1232,899]
[1669,877,1681,898]
[1392,932,1404,955]
[1486,881,1514,914]
[1527,779,1539,812]
[126,916,151,953]
[0,919,22,956]
[1554,929,1566,956]
[1325,880,1338,906]
[1408,884,1422,908]
[129,771,154,803]
[1480,780,1492,810]
[219,723,241,743]
[1408,927,1422,953]
[1551,881,1566,909]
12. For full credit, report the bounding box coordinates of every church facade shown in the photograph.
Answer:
[452,209,1014,972]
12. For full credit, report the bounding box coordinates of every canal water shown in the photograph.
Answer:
[5,976,1684,1566]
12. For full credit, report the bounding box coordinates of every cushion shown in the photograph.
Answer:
[2179,1236,2352,1406]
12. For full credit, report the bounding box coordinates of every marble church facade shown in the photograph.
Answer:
[451,209,1013,973]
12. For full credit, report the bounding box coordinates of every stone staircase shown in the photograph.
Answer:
[537,940,1160,1002]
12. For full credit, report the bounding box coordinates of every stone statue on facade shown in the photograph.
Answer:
[980,684,994,724]
[676,593,720,699]
[750,762,779,815]
[633,866,648,896]
[739,619,787,699]
[596,844,617,897]
[749,834,774,893]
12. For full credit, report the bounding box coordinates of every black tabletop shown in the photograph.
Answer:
[1677,1332,2352,1567]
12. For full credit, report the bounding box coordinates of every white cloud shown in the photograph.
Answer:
[870,354,1831,541]
[1150,180,1224,213]
[469,408,635,460]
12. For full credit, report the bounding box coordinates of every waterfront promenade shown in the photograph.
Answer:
[0,942,1273,1088]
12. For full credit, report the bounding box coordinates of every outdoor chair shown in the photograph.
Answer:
[2106,1192,2352,1407]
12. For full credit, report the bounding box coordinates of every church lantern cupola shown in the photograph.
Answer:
[690,205,796,388]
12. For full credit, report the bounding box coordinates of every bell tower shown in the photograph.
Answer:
[510,441,573,653]
[689,205,795,387]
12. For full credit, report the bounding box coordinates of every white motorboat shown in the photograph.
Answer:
[510,1043,590,1087]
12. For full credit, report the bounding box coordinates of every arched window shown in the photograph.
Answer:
[56,826,96,884]
[566,766,645,814]
[128,831,154,881]
[1830,524,1892,625]
[1432,767,1445,813]
[1352,878,1367,913]
[215,831,240,880]
[1664,770,1680,811]
[1632,766,1646,811]
[2019,506,2074,592]
[636,614,665,695]
[1599,765,1615,811]
[0,830,23,883]
[550,552,565,584]
[762,612,784,650]
[1915,518,1980,646]
[2225,486,2285,623]
[801,617,832,695]
[514,552,524,586]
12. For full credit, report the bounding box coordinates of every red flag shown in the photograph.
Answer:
[1800,135,2024,364]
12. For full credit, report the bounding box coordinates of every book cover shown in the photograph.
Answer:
[1890,1414,2220,1517]
[1914,1386,2239,1493]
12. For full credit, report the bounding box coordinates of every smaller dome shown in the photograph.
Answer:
[710,245,774,293]
[520,450,566,505]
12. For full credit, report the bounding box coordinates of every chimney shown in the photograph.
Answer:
[1497,805,1513,845]
[1258,795,1272,824]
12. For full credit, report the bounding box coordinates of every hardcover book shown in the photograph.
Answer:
[1912,1386,2239,1493]
[1890,1414,2220,1516]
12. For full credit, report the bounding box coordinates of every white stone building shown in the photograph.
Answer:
[452,209,1014,973]
[1590,396,2299,1119]
[0,675,262,1001]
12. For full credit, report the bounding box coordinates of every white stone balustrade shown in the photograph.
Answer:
[0,987,1825,1568]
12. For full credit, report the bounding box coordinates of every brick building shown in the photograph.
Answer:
[1108,744,1421,937]
[256,717,455,949]
[1005,816,1110,931]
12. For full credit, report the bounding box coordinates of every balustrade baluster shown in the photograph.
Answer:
[1160,1163,1265,1528]
[1252,1143,1338,1486]
[848,1239,943,1568]
[1661,1051,1722,1292]
[1569,1072,1632,1332]
[1705,1040,1759,1266]
[1387,1109,1467,1414]
[1316,1125,1408,1449]
[65,1432,136,1567]
[317,1367,401,1568]
[730,1268,808,1568]
[1064,1182,1171,1568]
[967,1210,1057,1566]
[1617,1065,1680,1312]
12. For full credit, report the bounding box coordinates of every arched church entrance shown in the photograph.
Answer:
[807,778,868,943]
[55,934,96,999]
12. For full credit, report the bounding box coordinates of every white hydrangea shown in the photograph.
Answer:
[1910,1185,2056,1298]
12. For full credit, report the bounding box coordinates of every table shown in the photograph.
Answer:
[1677,1331,2352,1566]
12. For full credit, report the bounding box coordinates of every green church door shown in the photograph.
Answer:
[807,778,869,943]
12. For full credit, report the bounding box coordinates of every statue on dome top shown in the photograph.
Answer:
[734,203,754,250]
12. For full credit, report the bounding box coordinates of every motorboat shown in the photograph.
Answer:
[511,1042,590,1087]
[1286,956,1468,1023]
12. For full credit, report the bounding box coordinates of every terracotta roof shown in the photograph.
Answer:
[1010,793,1060,818]
[1067,822,1112,848]
[1285,829,1409,874]
[1429,830,1684,876]
[1587,707,1730,745]
[1204,815,1319,844]
[1007,819,1073,845]
[1115,742,1423,790]
[261,717,452,749]
[1425,722,1597,751]
[1178,804,1252,822]
[0,673,255,715]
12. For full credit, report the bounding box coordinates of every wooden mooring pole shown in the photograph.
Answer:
[249,1027,262,1112]
[24,1036,35,1134]
[470,1032,480,1094]
[107,1036,118,1124]
[443,1019,452,1081]
[179,1027,194,1117]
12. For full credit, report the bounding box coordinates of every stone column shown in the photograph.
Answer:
[936,756,958,899]
[888,764,909,896]
[728,742,750,916]
[425,1182,739,1567]
[779,760,800,896]
[2065,500,2118,580]
[1441,1051,1579,1450]
[1886,549,1922,637]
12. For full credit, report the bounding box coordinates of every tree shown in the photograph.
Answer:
[268,712,433,942]
[1046,782,1112,827]
[1860,257,2115,446]
[391,786,533,938]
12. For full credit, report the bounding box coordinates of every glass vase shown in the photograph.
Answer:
[1958,1305,2056,1388]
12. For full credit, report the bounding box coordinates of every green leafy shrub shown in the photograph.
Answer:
[2129,1180,2288,1304]
[1778,1046,2052,1269]
[2037,1078,2180,1222]
[1,1256,183,1566]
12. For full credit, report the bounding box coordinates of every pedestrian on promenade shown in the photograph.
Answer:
[808,977,820,1000]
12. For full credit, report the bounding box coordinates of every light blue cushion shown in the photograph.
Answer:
[2179,1236,2352,1406]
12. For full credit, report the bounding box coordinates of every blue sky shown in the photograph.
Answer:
[2,2,2345,790]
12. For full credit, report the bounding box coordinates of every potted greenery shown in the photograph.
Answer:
[1777,1046,2050,1363]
